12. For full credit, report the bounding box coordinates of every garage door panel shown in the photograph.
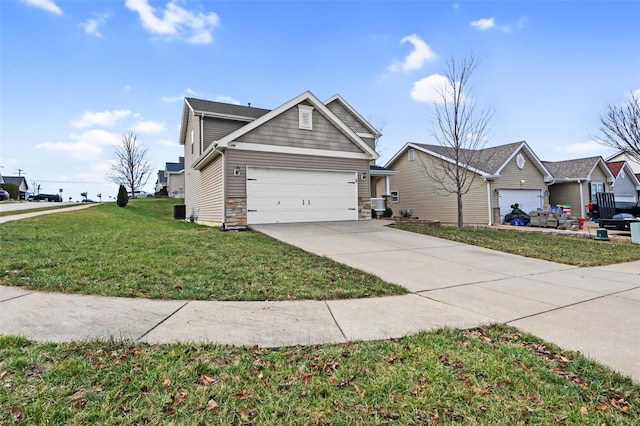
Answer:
[246,167,358,224]
[499,189,543,223]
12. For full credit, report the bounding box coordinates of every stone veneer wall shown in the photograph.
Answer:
[358,197,371,220]
[225,195,247,228]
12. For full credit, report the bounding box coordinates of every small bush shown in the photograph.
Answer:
[384,207,393,218]
[116,184,128,207]
[1,183,19,200]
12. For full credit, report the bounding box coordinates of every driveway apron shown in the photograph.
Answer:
[252,220,640,382]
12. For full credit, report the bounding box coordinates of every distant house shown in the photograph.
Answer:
[1,176,29,200]
[606,151,640,184]
[542,156,614,218]
[606,161,640,203]
[179,91,379,228]
[381,141,553,225]
[166,157,185,198]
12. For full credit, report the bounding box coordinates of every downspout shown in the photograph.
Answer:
[212,142,226,229]
[200,114,205,155]
[485,178,493,226]
[578,180,585,218]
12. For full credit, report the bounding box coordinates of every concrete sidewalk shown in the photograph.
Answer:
[0,203,96,223]
[1,219,638,382]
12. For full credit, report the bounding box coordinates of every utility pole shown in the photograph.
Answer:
[15,169,26,177]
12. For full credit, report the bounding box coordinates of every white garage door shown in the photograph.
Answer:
[498,189,543,223]
[246,167,358,224]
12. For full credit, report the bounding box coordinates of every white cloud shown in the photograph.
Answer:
[133,120,166,133]
[214,95,240,105]
[123,85,132,91]
[35,141,103,159]
[21,0,62,15]
[125,0,219,44]
[410,74,454,103]
[70,110,133,128]
[80,13,111,38]
[387,34,437,72]
[471,17,516,33]
[70,129,122,145]
[471,17,495,31]
[556,140,606,155]
[157,139,177,147]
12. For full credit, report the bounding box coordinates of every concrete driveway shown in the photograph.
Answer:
[252,220,640,381]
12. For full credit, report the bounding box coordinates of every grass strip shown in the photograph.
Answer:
[0,199,405,301]
[392,224,640,267]
[1,324,637,425]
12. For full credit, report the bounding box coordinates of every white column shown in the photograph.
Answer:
[486,179,492,226]
[385,176,390,195]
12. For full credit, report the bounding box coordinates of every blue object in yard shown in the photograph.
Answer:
[510,218,526,226]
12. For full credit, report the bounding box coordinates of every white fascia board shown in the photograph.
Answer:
[383,142,413,168]
[369,169,399,176]
[625,163,640,186]
[494,141,554,181]
[178,100,195,146]
[228,141,373,160]
[192,111,255,122]
[357,132,375,139]
[324,94,382,138]
[193,145,222,171]
[587,157,616,183]
[215,91,378,159]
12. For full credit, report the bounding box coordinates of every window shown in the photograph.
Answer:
[390,190,399,203]
[190,129,194,155]
[298,105,314,130]
[590,181,604,201]
[408,149,415,161]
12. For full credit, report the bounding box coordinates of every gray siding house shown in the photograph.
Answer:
[606,161,640,203]
[179,91,379,228]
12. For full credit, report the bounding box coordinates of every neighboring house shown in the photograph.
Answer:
[179,91,379,228]
[155,169,168,193]
[166,156,185,198]
[606,161,640,202]
[542,156,614,218]
[1,176,29,200]
[381,141,553,225]
[606,151,640,184]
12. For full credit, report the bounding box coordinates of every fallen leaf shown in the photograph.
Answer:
[163,379,171,387]
[196,375,217,386]
[580,406,588,415]
[596,403,609,411]
[121,375,131,383]
[233,389,251,399]
[207,399,218,411]
[238,409,251,422]
[74,399,87,410]
[7,406,24,422]
[474,387,490,395]
[353,383,365,398]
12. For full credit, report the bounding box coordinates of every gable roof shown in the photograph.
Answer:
[193,91,379,169]
[542,156,614,182]
[185,98,271,120]
[386,141,552,181]
[324,94,381,138]
[606,161,625,178]
[2,176,28,189]
[166,156,184,173]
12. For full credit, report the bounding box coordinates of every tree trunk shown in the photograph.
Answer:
[457,191,464,230]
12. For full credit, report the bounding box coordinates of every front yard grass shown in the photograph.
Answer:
[1,325,638,425]
[0,199,405,301]
[0,204,74,217]
[392,224,640,267]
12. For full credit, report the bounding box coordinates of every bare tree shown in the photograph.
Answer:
[594,91,640,163]
[106,130,153,195]
[420,55,493,229]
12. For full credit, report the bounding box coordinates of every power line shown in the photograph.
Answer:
[29,179,106,184]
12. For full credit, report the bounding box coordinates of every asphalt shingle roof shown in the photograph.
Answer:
[606,161,625,177]
[413,141,524,175]
[186,97,270,120]
[166,157,184,172]
[542,156,602,180]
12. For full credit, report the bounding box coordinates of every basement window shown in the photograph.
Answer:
[298,105,314,130]
[390,190,399,203]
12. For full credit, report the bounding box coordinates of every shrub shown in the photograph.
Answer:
[116,184,128,207]
[1,183,19,200]
[384,207,393,218]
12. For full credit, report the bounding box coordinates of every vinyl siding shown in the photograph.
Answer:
[492,149,549,208]
[386,149,489,224]
[183,112,201,215]
[234,104,363,153]
[225,149,369,199]
[325,100,376,150]
[548,182,583,216]
[203,117,246,151]
[611,173,638,201]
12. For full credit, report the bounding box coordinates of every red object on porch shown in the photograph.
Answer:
[577,217,585,229]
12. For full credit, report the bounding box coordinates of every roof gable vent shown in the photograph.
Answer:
[298,104,314,130]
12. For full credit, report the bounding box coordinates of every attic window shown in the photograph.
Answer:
[408,149,415,161]
[298,105,314,130]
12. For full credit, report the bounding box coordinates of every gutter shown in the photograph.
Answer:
[485,178,493,226]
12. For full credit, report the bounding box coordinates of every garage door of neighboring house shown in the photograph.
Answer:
[246,167,358,224]
[498,189,543,223]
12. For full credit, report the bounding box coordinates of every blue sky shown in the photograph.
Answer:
[1,0,639,200]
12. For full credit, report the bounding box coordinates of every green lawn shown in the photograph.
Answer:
[1,325,637,425]
[392,224,640,267]
[0,199,405,301]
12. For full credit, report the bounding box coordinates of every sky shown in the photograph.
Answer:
[1,0,639,201]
